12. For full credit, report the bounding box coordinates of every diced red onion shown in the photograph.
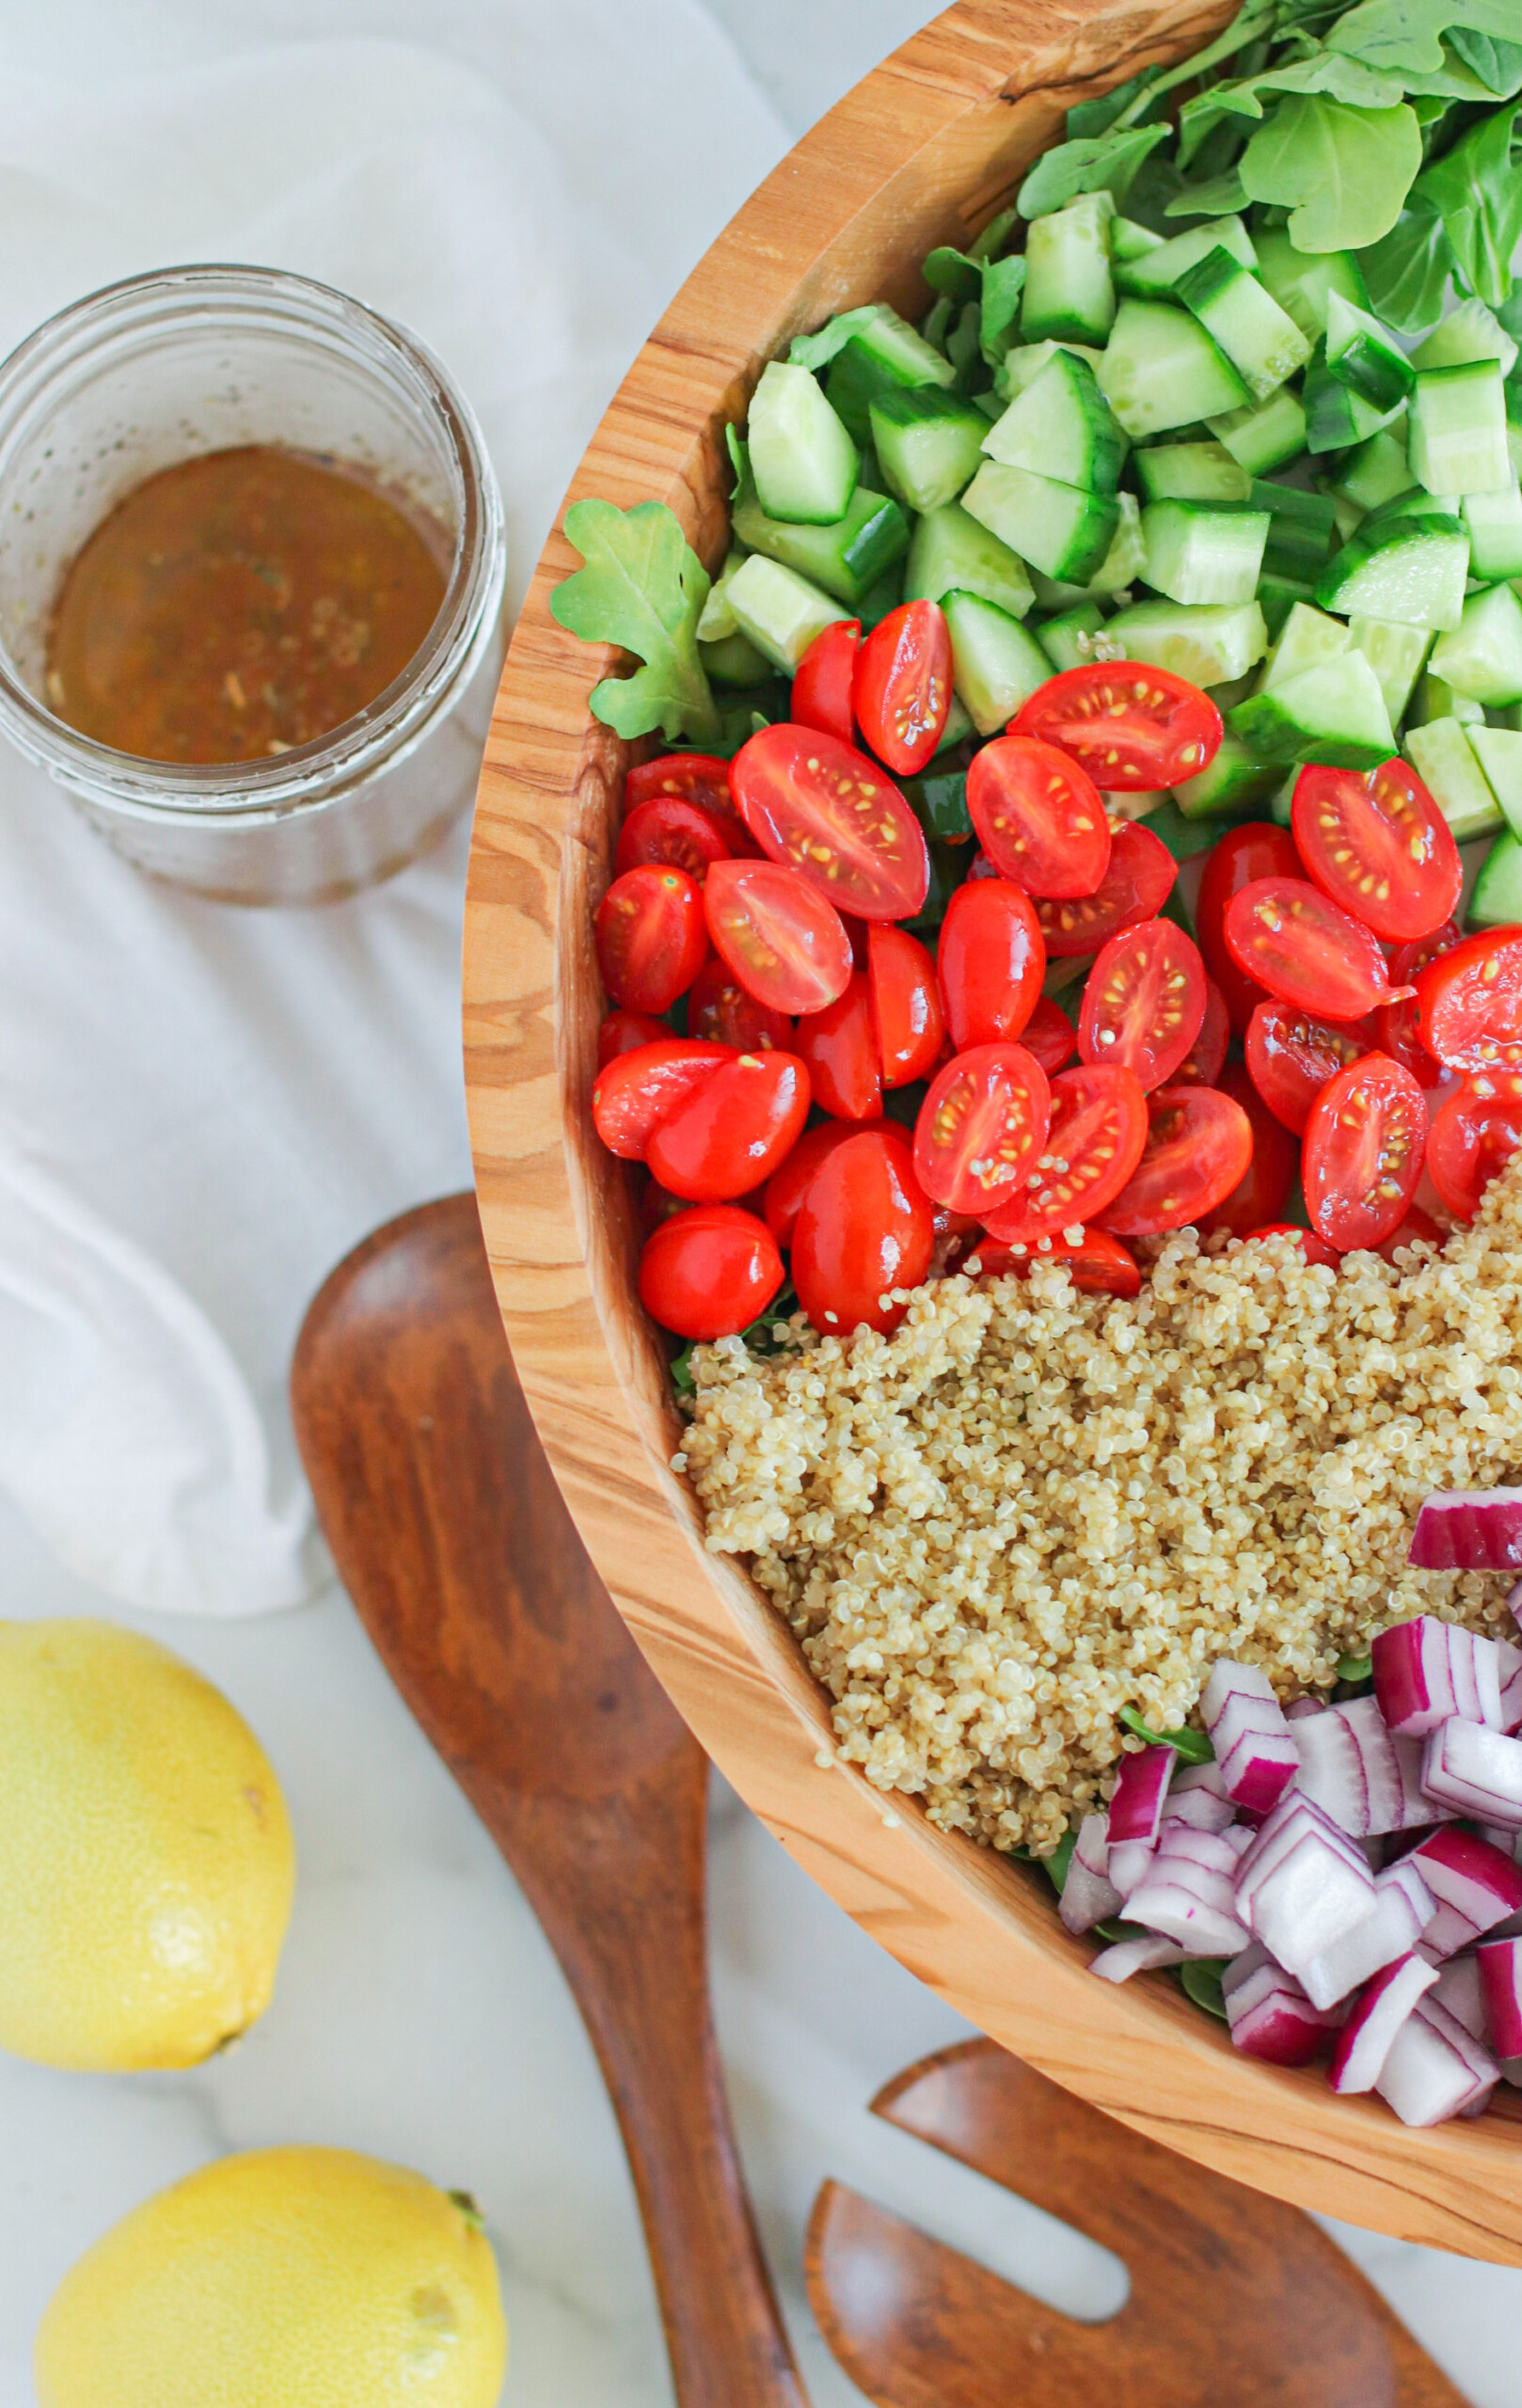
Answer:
[1405,1826,1522,1958]
[1290,1694,1425,1838]
[1498,1639,1522,1736]
[1060,1813,1123,1935]
[1228,1964,1341,2067]
[1408,1489,1522,1571]
[1432,1953,1490,2045]
[1106,1744,1175,1894]
[1088,1933,1189,1983]
[1125,1826,1253,1956]
[1421,1718,1522,1830]
[1372,1618,1457,1736]
[1234,1790,1370,1894]
[1375,1993,1499,2126]
[1172,1756,1230,1799]
[1477,1936,1522,2058]
[1329,1954,1438,2093]
[1236,1813,1378,1980]
[1299,1860,1436,2011]
[1200,1665,1298,1811]
[1285,1695,1326,1721]
[1160,1787,1236,1834]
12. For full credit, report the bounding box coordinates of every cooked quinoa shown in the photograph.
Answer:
[679,1158,1522,1857]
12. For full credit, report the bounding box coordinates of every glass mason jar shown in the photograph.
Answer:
[0,264,507,905]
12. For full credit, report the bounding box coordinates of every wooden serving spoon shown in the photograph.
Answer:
[807,2039,1467,2408]
[291,1194,807,2408]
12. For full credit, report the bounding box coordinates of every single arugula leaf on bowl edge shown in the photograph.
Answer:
[551,497,720,746]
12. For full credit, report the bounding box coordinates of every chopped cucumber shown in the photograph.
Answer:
[732,475,909,607]
[1099,300,1249,438]
[980,351,1125,493]
[1258,574,1314,639]
[1405,717,1505,842]
[1304,342,1397,452]
[1036,603,1107,670]
[1410,360,1511,497]
[748,362,859,525]
[1407,671,1484,727]
[1468,831,1522,927]
[859,567,904,631]
[1258,601,1349,692]
[695,546,749,642]
[1023,194,1116,344]
[1086,491,1145,594]
[932,692,975,755]
[1229,650,1395,767]
[1206,388,1308,474]
[823,309,957,441]
[1172,731,1280,817]
[1252,480,1338,581]
[1324,293,1413,416]
[1253,232,1369,342]
[1111,216,1165,266]
[1269,769,1297,826]
[1469,725,1522,841]
[700,628,775,688]
[1141,499,1269,606]
[1331,495,1364,547]
[1347,616,1431,726]
[1104,598,1268,685]
[962,460,1119,581]
[942,589,1053,734]
[1413,300,1518,380]
[725,554,844,672]
[1332,429,1413,516]
[869,388,989,512]
[1113,214,1257,299]
[1135,441,1251,503]
[994,339,1104,403]
[1174,248,1310,402]
[972,391,1004,423]
[1463,482,1522,583]
[1313,512,1469,633]
[903,499,1035,619]
[1429,583,1522,708]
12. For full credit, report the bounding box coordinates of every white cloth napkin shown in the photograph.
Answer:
[0,4,787,1616]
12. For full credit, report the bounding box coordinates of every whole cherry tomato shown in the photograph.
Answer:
[1223,879,1411,1021]
[1102,1082,1255,1236]
[852,600,952,774]
[1034,822,1176,958]
[592,1038,733,1159]
[704,857,853,1015]
[912,1042,1052,1216]
[966,735,1111,897]
[730,722,929,920]
[969,1228,1141,1298]
[762,1117,912,1247]
[1417,927,1522,1071]
[791,1128,936,1336]
[614,794,733,881]
[1303,1053,1425,1251]
[646,1049,811,1201]
[595,863,709,1012]
[1009,661,1222,791]
[638,1205,784,1340]
[597,1008,670,1068]
[980,1063,1149,1242]
[793,973,883,1120]
[1291,760,1461,944]
[1425,1072,1522,1222]
[936,878,1044,1050]
[1196,822,1301,1038]
[791,618,860,747]
[687,957,794,1052]
[867,925,945,1086]
[1077,918,1207,1092]
[1197,1059,1298,1237]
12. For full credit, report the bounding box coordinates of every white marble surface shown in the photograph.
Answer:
[0,3,1519,2401]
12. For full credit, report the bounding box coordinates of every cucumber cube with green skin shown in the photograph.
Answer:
[1111,215,1165,266]
[748,361,860,526]
[1407,671,1483,727]
[1469,726,1522,841]
[1468,830,1522,927]
[1141,499,1270,606]
[1172,731,1281,817]
[979,351,1125,494]
[1429,583,1522,707]
[869,388,989,512]
[1324,293,1414,416]
[822,309,957,442]
[732,479,909,607]
[1103,598,1268,686]
[1099,301,1248,438]
[1258,575,1315,640]
[725,555,844,673]
[961,460,1119,582]
[1332,429,1414,516]
[1331,495,1364,547]
[993,339,1105,403]
[1413,299,1517,379]
[1404,717,1505,841]
[695,547,750,642]
[1086,493,1145,595]
[1206,388,1308,475]
[1023,193,1116,344]
[1410,359,1511,497]
[1135,442,1251,503]
[1112,214,1258,300]
[1258,602,1350,694]
[1035,603,1106,671]
[1174,250,1311,404]
[904,499,1035,618]
[1347,616,1431,727]
[1252,233,1369,342]
[1303,342,1397,453]
[941,589,1053,734]
[1229,651,1395,768]
[1463,482,1522,583]
[931,691,975,756]
[1252,480,1338,581]
[700,629,775,689]
[1314,513,1470,633]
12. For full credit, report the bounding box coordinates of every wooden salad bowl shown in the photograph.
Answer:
[462,0,1522,2263]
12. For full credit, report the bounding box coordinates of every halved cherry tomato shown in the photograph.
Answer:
[791,1128,936,1336]
[1375,921,1460,1085]
[1425,1072,1522,1222]
[980,1063,1149,1242]
[1077,918,1207,1092]
[970,1228,1142,1297]
[1291,760,1461,944]
[1375,1203,1443,1263]
[1243,1225,1340,1267]
[704,857,853,1015]
[1102,1084,1254,1236]
[1196,822,1301,1038]
[966,735,1111,898]
[1019,995,1077,1076]
[625,751,761,856]
[762,1117,911,1247]
[867,925,945,1086]
[792,618,860,747]
[912,1042,1052,1215]
[1198,1058,1297,1237]
[597,1008,670,1068]
[1035,821,1177,958]
[646,1050,811,1201]
[638,1204,784,1340]
[1172,978,1229,1087]
[1223,879,1411,1022]
[936,877,1044,1050]
[592,1038,733,1159]
[1417,927,1522,1071]
[1009,661,1222,792]
[687,957,794,1052]
[595,863,709,1011]
[1302,1053,1425,1251]
[614,794,733,881]
[853,600,952,774]
[793,973,882,1121]
[730,722,930,920]
[1245,999,1377,1135]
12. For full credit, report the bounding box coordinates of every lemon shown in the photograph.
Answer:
[0,1618,294,2070]
[35,2147,508,2408]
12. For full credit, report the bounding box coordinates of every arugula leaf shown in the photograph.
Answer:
[1414,101,1522,308]
[551,499,719,745]
[1179,1959,1231,2020]
[788,306,889,373]
[923,239,1027,365]
[1118,1705,1215,1764]
[1329,0,1521,76]
[723,423,745,500]
[1447,28,1522,94]
[1240,95,1423,248]
[1359,188,1453,330]
[1178,46,1403,164]
[1017,123,1170,218]
[1164,170,1250,215]
[1040,1827,1078,1893]
[1065,66,1165,140]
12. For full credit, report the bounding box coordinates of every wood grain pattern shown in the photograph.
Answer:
[290,1196,806,2408]
[806,2041,1467,2408]
[461,0,1522,2261]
